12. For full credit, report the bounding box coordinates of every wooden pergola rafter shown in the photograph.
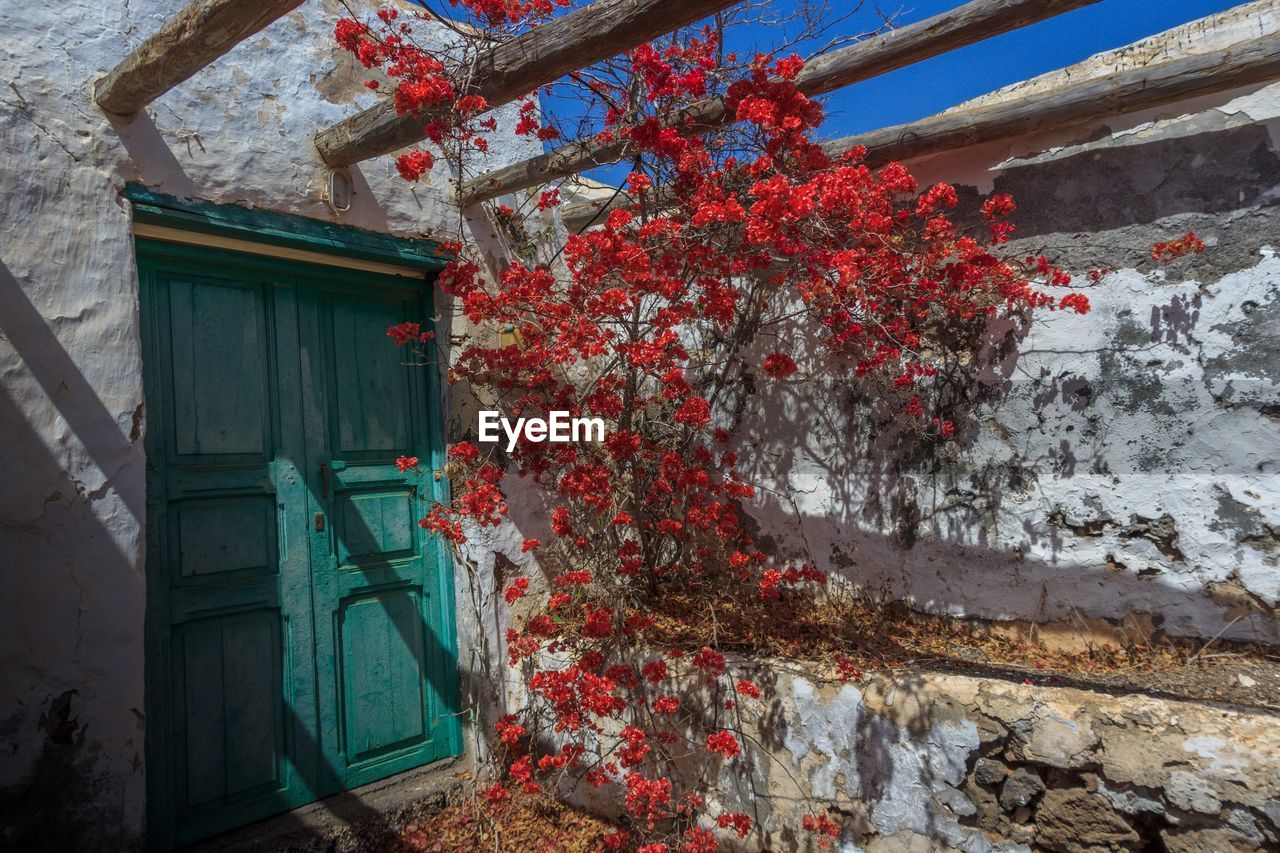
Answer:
[559,6,1280,231]
[458,0,1101,205]
[95,0,306,115]
[821,31,1280,168]
[90,0,1280,234]
[91,0,741,133]
[312,0,744,166]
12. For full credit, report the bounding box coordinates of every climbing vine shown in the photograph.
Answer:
[337,3,1092,849]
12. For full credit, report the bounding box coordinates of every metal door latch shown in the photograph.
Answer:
[314,512,325,532]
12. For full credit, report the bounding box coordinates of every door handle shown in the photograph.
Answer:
[320,463,329,499]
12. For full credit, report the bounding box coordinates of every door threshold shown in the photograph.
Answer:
[178,755,469,853]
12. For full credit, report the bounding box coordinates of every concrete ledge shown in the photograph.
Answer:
[181,756,469,853]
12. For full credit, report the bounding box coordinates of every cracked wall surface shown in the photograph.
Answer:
[0,1,537,846]
[737,10,1280,646]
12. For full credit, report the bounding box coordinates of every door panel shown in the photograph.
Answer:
[338,589,429,764]
[167,277,272,457]
[328,296,413,456]
[140,240,459,849]
[336,487,418,564]
[140,255,320,848]
[174,610,284,810]
[300,284,456,790]
[172,495,277,579]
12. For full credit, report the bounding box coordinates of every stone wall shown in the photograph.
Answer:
[710,666,1280,852]
[0,1,535,845]
[735,5,1280,646]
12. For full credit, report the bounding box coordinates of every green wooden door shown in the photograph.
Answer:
[138,240,460,849]
[298,278,459,790]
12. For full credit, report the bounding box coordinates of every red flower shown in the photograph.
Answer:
[717,811,752,838]
[503,577,529,605]
[395,150,435,182]
[551,507,574,536]
[802,813,841,844]
[981,193,1016,220]
[1058,293,1091,314]
[388,321,433,345]
[642,659,669,682]
[762,352,797,378]
[1152,231,1206,262]
[625,773,672,827]
[495,714,526,745]
[449,441,481,464]
[481,783,510,803]
[706,730,740,758]
[583,607,613,638]
[692,646,725,675]
[673,396,711,428]
[834,654,862,683]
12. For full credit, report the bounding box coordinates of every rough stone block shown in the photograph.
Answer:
[975,757,1009,786]
[1034,788,1140,852]
[999,767,1046,811]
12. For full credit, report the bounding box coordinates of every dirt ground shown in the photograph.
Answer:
[383,791,617,853]
[638,590,1280,712]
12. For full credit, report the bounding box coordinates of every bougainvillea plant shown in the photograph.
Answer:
[338,3,1096,849]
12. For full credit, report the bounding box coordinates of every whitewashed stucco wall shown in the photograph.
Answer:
[3,0,1280,847]
[738,17,1280,644]
[0,1,537,845]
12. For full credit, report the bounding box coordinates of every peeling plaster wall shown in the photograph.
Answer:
[0,2,537,845]
[739,13,1280,646]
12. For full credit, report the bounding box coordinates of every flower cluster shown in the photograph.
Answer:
[1152,231,1206,262]
[333,2,575,179]
[349,7,1099,848]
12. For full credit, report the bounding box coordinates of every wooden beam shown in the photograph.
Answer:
[561,186,664,232]
[314,0,742,167]
[460,0,1100,204]
[94,0,305,115]
[561,28,1280,230]
[820,30,1280,167]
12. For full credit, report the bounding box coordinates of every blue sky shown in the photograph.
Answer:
[809,0,1241,139]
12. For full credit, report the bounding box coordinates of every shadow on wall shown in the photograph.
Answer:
[731,122,1280,645]
[106,107,395,234]
[964,121,1280,277]
[0,260,146,851]
[991,123,1280,236]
